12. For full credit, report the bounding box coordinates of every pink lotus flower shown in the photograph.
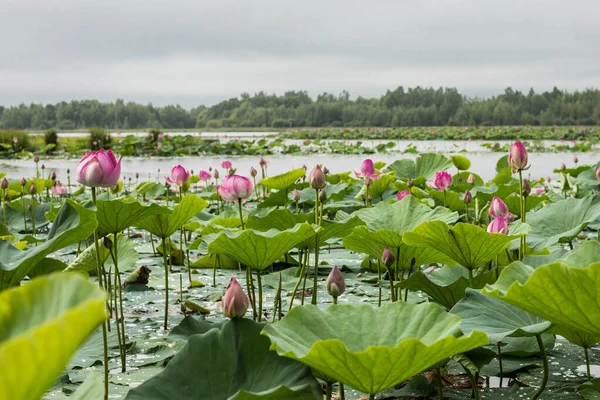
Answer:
[165,165,190,187]
[487,215,509,234]
[355,159,380,180]
[75,149,122,188]
[396,190,410,201]
[222,277,249,319]
[221,160,232,169]
[535,188,545,195]
[508,142,529,172]
[12,137,18,143]
[51,185,67,197]
[489,196,508,218]
[596,166,600,180]
[198,170,211,181]
[429,171,452,191]
[217,174,253,202]
[505,212,515,222]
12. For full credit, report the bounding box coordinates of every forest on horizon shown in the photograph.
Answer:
[1,86,600,131]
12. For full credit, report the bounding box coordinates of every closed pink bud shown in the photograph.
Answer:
[309,165,326,189]
[250,167,257,177]
[430,171,452,191]
[293,189,301,202]
[596,166,600,181]
[467,173,476,185]
[221,160,232,169]
[522,180,531,197]
[326,266,345,298]
[259,158,269,168]
[463,190,472,204]
[213,169,220,179]
[573,155,579,164]
[222,277,249,319]
[508,142,529,172]
[1,177,8,190]
[396,190,410,201]
[546,176,552,183]
[487,215,509,234]
[198,170,211,181]
[489,196,508,218]
[29,183,37,194]
[382,246,395,267]
[505,212,515,222]
[165,165,190,187]
[560,163,566,170]
[34,155,40,163]
[319,188,327,203]
[20,177,27,186]
[75,149,122,188]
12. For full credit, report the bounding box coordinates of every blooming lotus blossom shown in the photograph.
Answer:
[217,174,253,203]
[222,277,249,319]
[355,159,380,180]
[198,170,211,181]
[326,266,346,298]
[429,171,452,191]
[487,215,509,234]
[489,197,509,218]
[75,149,122,188]
[165,165,190,187]
[396,190,410,201]
[508,142,529,172]
[221,160,232,169]
[51,185,67,197]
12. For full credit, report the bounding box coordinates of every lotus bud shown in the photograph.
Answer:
[135,172,140,179]
[20,177,27,186]
[34,155,40,163]
[222,277,249,319]
[103,236,113,250]
[560,163,566,170]
[382,246,395,267]
[213,169,220,179]
[250,166,257,177]
[396,190,410,201]
[489,196,508,218]
[573,155,579,164]
[487,215,509,234]
[75,150,122,188]
[293,189,301,202]
[259,158,268,168]
[228,168,235,177]
[546,176,551,183]
[508,142,529,172]
[41,164,45,171]
[326,266,346,298]
[66,168,70,174]
[301,164,307,171]
[50,171,57,181]
[522,179,531,197]
[596,166,600,181]
[27,203,32,212]
[505,212,515,222]
[467,173,476,185]
[308,165,326,189]
[323,166,330,175]
[406,178,413,188]
[1,177,8,189]
[463,190,472,204]
[29,184,37,194]
[319,188,327,203]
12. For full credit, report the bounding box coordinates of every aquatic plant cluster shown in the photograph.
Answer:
[1,143,600,400]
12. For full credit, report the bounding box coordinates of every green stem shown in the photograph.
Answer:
[518,170,525,260]
[584,347,592,381]
[366,183,370,207]
[21,186,27,233]
[288,250,305,311]
[247,267,257,320]
[256,270,263,322]
[238,200,245,229]
[150,233,157,256]
[497,342,503,387]
[462,366,480,400]
[339,383,345,400]
[369,394,375,400]
[325,383,332,400]
[333,296,338,305]
[377,261,382,307]
[114,237,127,371]
[161,237,169,330]
[301,250,310,305]
[91,188,109,400]
[387,266,396,302]
[443,189,447,207]
[311,233,319,305]
[111,254,124,371]
[213,254,218,287]
[468,269,474,287]
[437,368,444,400]
[531,335,549,400]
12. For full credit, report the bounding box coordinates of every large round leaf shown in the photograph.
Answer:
[483,261,600,336]
[96,197,171,234]
[451,288,552,344]
[262,302,488,395]
[134,195,208,239]
[126,318,321,400]
[0,273,107,400]
[259,168,306,190]
[385,153,453,181]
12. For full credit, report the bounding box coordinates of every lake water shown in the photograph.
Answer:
[1,150,596,183]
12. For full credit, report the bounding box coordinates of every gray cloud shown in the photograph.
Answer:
[1,0,599,107]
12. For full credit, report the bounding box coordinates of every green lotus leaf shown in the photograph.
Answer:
[403,221,521,270]
[190,253,238,269]
[450,155,471,171]
[96,197,171,234]
[398,266,499,309]
[451,288,552,344]
[386,153,453,181]
[560,240,600,268]
[0,273,107,400]
[4,200,51,233]
[259,168,306,190]
[525,195,600,251]
[550,325,600,349]
[69,374,104,400]
[262,302,488,395]
[343,226,455,270]
[450,172,483,193]
[126,318,321,400]
[0,199,97,288]
[504,195,546,217]
[206,223,319,270]
[134,194,207,239]
[294,183,349,205]
[246,208,314,231]
[483,261,600,336]
[352,195,459,233]
[65,234,134,272]
[428,189,468,212]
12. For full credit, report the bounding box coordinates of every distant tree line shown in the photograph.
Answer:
[1,87,599,130]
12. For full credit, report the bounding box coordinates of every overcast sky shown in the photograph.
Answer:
[1,0,599,108]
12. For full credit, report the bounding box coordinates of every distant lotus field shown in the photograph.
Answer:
[1,142,600,400]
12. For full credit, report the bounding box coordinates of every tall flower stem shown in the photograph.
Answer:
[518,170,525,260]
[584,347,592,381]
[497,342,504,387]
[256,270,263,322]
[531,335,549,400]
[238,200,245,230]
[311,190,321,305]
[377,260,382,307]
[161,237,169,330]
[289,250,305,311]
[21,186,27,232]
[109,237,127,372]
[91,187,109,400]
